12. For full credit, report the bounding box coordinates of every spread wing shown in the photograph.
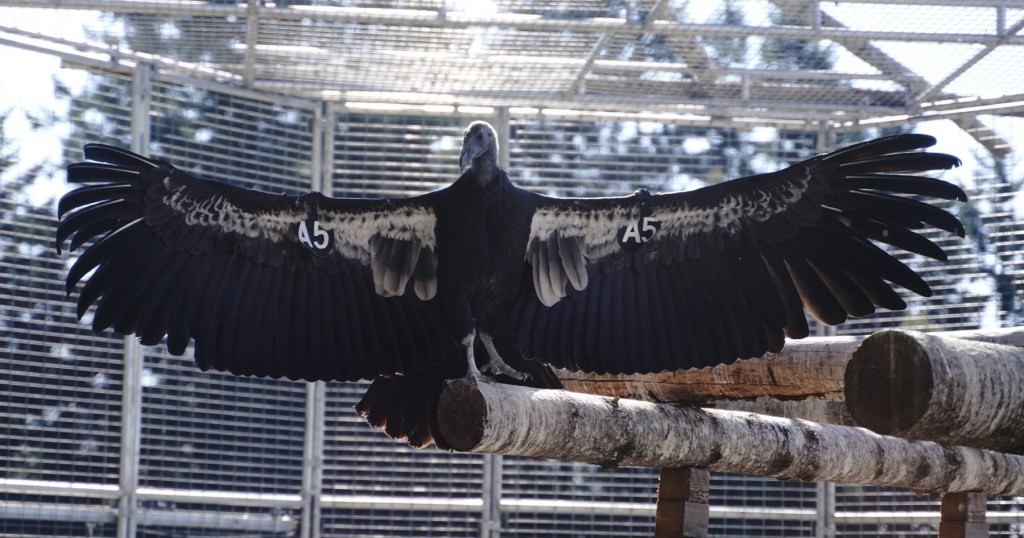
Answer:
[57,144,455,382]
[509,134,966,374]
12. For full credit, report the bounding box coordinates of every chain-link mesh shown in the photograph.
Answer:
[2,1,1024,536]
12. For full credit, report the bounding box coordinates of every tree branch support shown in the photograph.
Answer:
[437,379,1024,496]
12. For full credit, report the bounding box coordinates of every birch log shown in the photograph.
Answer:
[844,329,1024,454]
[557,328,1024,404]
[437,379,1024,496]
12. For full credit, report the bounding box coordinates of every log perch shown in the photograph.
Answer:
[557,328,1024,404]
[556,335,860,402]
[437,379,1024,496]
[845,329,1024,454]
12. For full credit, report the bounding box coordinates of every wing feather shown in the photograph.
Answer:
[512,133,964,373]
[58,144,455,382]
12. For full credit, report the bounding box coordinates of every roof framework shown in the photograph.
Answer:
[1,0,1022,153]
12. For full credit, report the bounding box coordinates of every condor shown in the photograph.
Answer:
[57,121,966,448]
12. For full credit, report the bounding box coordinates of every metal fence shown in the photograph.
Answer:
[3,54,1024,538]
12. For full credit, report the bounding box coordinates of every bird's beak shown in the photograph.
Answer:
[459,141,475,172]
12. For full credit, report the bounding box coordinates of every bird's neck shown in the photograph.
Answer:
[470,156,501,189]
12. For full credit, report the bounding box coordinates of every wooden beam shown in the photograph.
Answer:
[655,468,709,538]
[557,328,1024,404]
[939,492,987,538]
[845,329,1024,453]
[437,379,1024,496]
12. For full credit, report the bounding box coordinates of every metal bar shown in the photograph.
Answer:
[0,502,117,524]
[320,495,484,512]
[495,107,510,170]
[564,32,612,97]
[1,2,1021,45]
[480,455,495,538]
[916,16,1024,102]
[117,63,152,538]
[0,28,317,109]
[307,105,331,536]
[242,0,259,87]
[135,487,303,508]
[117,335,142,538]
[0,479,121,499]
[564,0,670,97]
[0,25,242,83]
[135,509,297,533]
[311,102,326,194]
[321,101,338,195]
[815,482,836,538]
[4,0,1022,10]
[299,381,327,538]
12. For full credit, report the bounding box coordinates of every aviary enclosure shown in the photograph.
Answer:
[1,1,1023,536]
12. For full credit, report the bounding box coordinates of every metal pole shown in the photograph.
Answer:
[470,108,513,538]
[300,382,326,538]
[321,102,338,195]
[242,0,259,88]
[300,102,332,538]
[311,101,327,194]
[117,62,152,538]
[815,481,836,538]
[495,107,510,170]
[480,455,494,538]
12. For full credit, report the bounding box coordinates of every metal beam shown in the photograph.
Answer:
[916,15,1024,102]
[0,1,1021,45]
[6,0,1023,10]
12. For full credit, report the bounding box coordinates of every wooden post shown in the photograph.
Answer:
[845,330,1024,453]
[938,492,987,538]
[655,468,710,538]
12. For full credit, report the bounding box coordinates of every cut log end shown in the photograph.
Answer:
[437,378,488,451]
[844,330,934,434]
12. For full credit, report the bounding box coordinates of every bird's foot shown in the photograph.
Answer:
[478,331,531,381]
[480,357,531,382]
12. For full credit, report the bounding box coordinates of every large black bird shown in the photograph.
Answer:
[56,121,966,448]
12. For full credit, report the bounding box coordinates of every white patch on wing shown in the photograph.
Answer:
[657,176,810,240]
[321,206,436,264]
[523,173,812,305]
[530,205,640,260]
[168,189,302,242]
[165,185,437,267]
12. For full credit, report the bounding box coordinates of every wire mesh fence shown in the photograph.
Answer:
[2,1,1024,536]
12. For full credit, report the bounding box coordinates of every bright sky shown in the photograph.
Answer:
[0,9,95,207]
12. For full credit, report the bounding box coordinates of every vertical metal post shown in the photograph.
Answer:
[320,102,337,195]
[311,101,328,194]
[130,64,152,157]
[118,62,152,538]
[480,108,512,538]
[815,481,835,538]
[299,101,332,538]
[478,454,504,538]
[300,382,326,538]
[494,107,510,170]
[242,0,260,88]
[480,455,495,538]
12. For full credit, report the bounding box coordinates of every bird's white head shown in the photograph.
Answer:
[459,121,500,187]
